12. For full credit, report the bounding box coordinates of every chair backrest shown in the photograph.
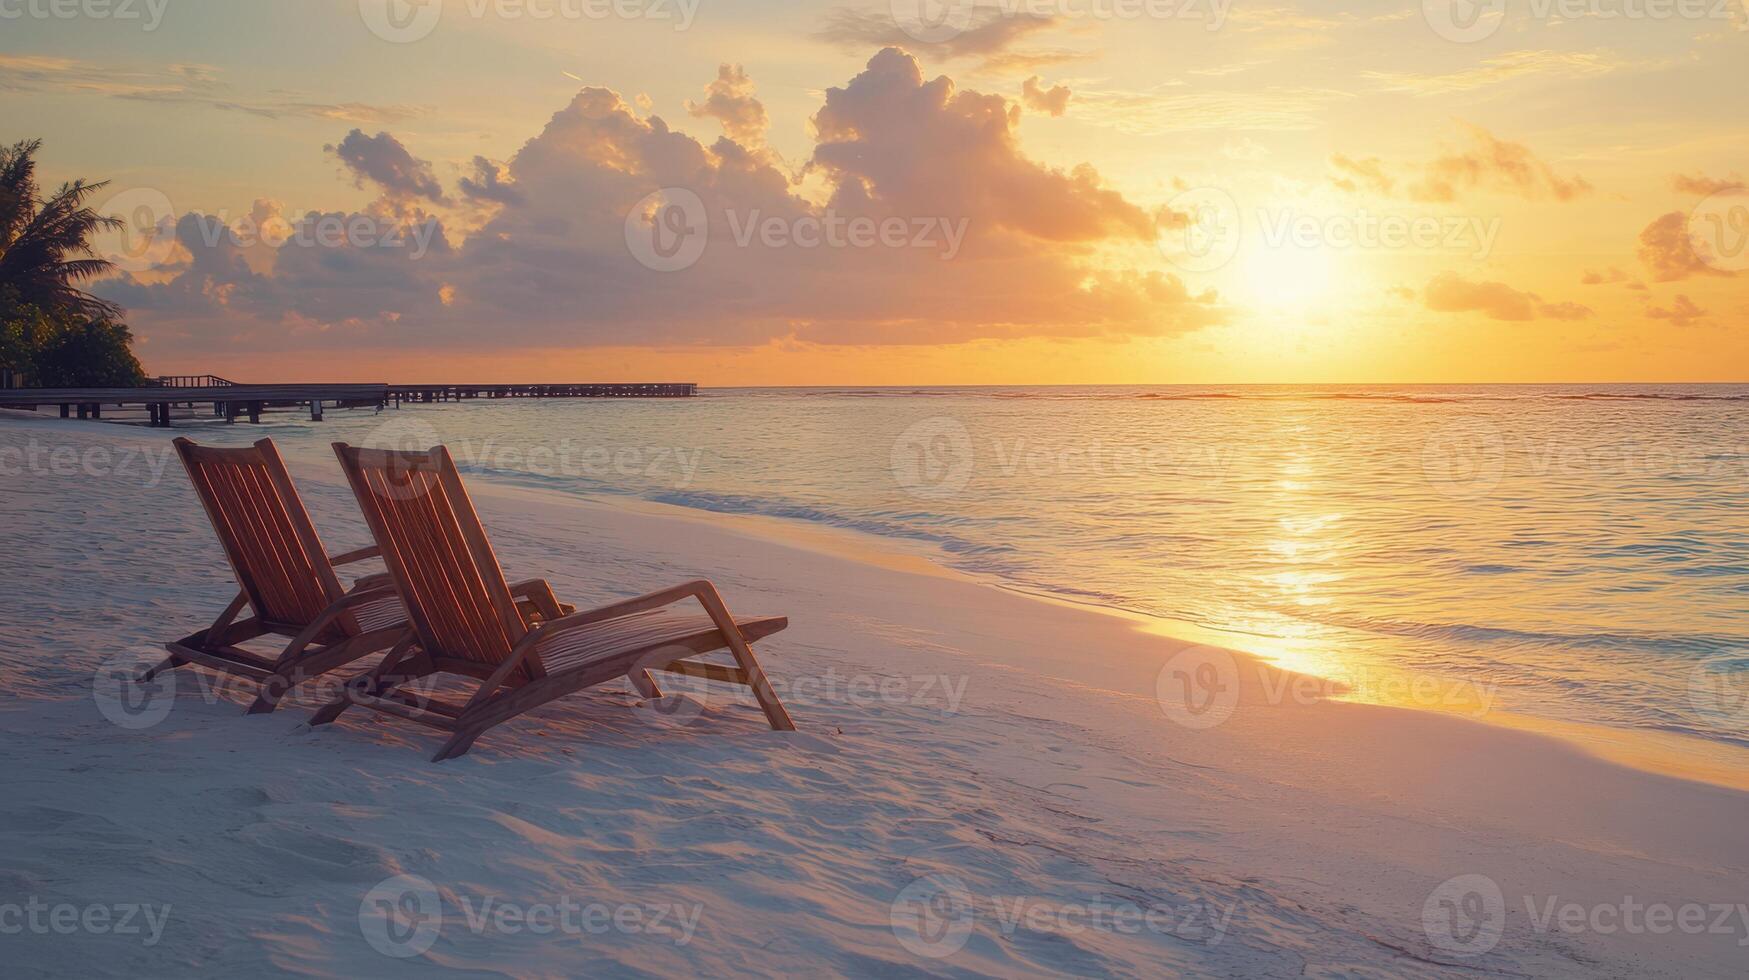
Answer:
[331,443,529,674]
[175,438,351,633]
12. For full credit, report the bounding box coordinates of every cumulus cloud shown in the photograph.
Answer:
[686,64,769,145]
[1646,294,1706,326]
[1422,272,1592,322]
[1021,76,1071,116]
[1636,211,1731,282]
[1331,125,1590,203]
[327,129,449,204]
[97,50,1221,356]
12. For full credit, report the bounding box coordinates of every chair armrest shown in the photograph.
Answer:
[508,578,568,621]
[460,581,714,710]
[522,580,711,639]
[329,545,382,566]
[272,586,402,669]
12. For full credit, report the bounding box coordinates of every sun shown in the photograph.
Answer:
[1235,242,1346,313]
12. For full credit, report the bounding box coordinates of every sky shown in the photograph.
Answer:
[2,0,1745,383]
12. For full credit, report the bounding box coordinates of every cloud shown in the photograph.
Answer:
[457,156,522,205]
[326,130,449,205]
[98,51,1221,356]
[815,8,1079,73]
[1646,294,1706,326]
[1411,125,1591,203]
[1422,272,1592,322]
[1021,75,1070,116]
[1361,50,1615,95]
[1580,267,1628,285]
[686,64,769,145]
[1671,172,1746,196]
[1328,154,1393,195]
[1333,125,1591,203]
[1636,210,1731,282]
[0,55,419,124]
[1069,85,1349,134]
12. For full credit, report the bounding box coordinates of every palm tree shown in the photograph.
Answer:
[0,139,125,320]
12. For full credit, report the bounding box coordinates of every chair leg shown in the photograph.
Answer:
[629,668,662,699]
[431,726,484,762]
[740,647,796,732]
[309,638,422,727]
[245,673,293,715]
[306,688,358,727]
[139,654,184,683]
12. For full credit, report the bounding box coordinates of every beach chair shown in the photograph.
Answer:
[311,442,795,760]
[148,438,413,714]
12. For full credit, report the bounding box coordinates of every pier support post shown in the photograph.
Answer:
[310,400,324,422]
[90,403,101,419]
[59,404,69,419]
[248,401,262,424]
[225,401,238,423]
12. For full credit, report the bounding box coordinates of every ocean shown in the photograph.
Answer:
[204,384,1749,750]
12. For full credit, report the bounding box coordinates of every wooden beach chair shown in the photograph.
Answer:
[311,442,795,761]
[148,438,413,714]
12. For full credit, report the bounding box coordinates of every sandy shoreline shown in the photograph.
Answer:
[2,414,1746,977]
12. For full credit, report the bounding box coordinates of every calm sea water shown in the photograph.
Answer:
[228,385,1749,748]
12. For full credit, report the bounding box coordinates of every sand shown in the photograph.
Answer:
[1,413,1745,978]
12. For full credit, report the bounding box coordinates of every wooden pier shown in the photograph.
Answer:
[386,382,697,404]
[0,379,696,427]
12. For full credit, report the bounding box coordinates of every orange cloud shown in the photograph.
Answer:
[1332,125,1591,203]
[1021,75,1071,116]
[1671,173,1746,196]
[1646,295,1706,326]
[1636,211,1731,282]
[1422,272,1592,322]
[686,64,769,145]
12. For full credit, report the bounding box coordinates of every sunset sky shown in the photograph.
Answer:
[3,0,1744,383]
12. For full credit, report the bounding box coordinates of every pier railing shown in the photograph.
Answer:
[150,375,236,388]
[0,380,697,427]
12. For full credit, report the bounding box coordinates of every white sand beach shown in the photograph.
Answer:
[2,414,1746,978]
